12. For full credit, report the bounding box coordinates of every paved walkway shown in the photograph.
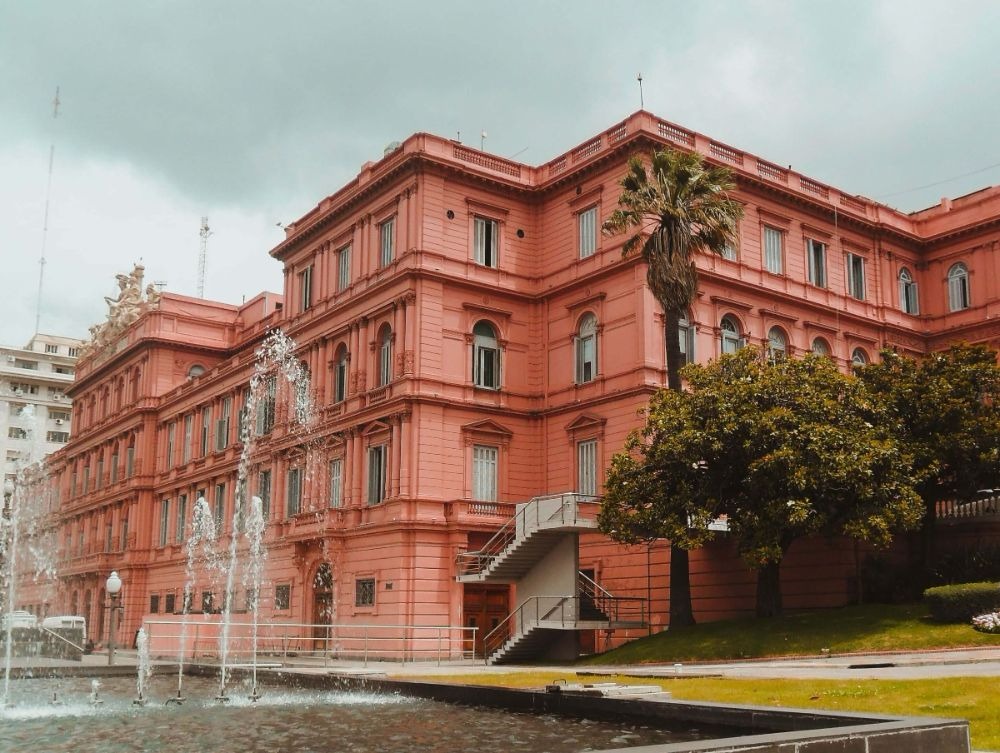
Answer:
[12,645,997,681]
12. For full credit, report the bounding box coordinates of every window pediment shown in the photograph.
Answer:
[461,419,513,446]
[565,413,607,438]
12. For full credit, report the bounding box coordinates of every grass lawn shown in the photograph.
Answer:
[578,602,1000,664]
[408,671,999,751]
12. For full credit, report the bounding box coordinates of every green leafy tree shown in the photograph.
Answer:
[600,348,923,617]
[601,147,743,627]
[856,344,1000,570]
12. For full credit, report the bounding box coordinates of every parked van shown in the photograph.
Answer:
[1,610,38,630]
[41,616,86,636]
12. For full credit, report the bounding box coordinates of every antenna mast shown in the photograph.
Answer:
[35,86,60,334]
[197,216,211,298]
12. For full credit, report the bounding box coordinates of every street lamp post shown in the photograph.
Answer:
[106,570,122,666]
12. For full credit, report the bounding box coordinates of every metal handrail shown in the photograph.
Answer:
[481,593,647,662]
[457,492,598,576]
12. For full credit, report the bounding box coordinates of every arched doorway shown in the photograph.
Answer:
[312,563,334,652]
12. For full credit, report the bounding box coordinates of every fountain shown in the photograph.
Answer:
[213,330,314,702]
[133,627,151,706]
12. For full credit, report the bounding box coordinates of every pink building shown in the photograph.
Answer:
[32,111,1000,661]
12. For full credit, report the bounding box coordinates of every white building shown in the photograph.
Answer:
[1,333,81,486]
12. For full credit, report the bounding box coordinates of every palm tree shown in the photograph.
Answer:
[602,147,743,627]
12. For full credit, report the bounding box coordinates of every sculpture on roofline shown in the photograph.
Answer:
[79,264,163,358]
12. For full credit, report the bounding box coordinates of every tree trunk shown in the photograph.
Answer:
[663,305,695,627]
[664,307,683,392]
[669,544,696,627]
[755,561,783,618]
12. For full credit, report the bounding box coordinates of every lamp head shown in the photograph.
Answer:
[106,570,122,596]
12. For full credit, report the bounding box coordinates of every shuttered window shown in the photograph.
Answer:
[367,446,387,505]
[473,216,498,267]
[329,458,342,508]
[578,207,597,258]
[577,439,598,497]
[472,445,498,502]
[763,226,783,274]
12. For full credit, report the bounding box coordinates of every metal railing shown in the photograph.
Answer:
[143,619,478,666]
[456,492,597,576]
[481,593,646,663]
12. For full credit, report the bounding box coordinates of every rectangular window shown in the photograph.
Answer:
[258,469,271,519]
[763,226,783,275]
[274,584,290,611]
[578,439,598,497]
[329,458,342,508]
[149,594,160,614]
[68,347,79,357]
[256,377,276,435]
[176,494,187,543]
[367,445,387,505]
[200,406,211,456]
[472,445,498,502]
[473,216,498,267]
[96,459,104,489]
[287,468,302,517]
[806,239,827,288]
[355,578,375,607]
[720,241,737,261]
[578,206,597,259]
[125,446,135,477]
[379,217,395,267]
[44,344,58,354]
[8,427,27,440]
[46,431,69,443]
[299,265,313,312]
[201,591,215,614]
[337,245,351,292]
[14,359,38,370]
[576,333,596,383]
[121,517,128,551]
[677,315,694,366]
[10,382,39,395]
[105,521,113,552]
[846,253,866,300]
[164,593,176,614]
[159,499,170,547]
[166,421,176,469]
[182,414,193,463]
[214,483,226,531]
[110,452,119,483]
[216,396,231,451]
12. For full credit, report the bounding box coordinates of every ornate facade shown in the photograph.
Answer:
[25,111,1000,653]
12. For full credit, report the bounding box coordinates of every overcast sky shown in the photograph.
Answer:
[2,1,999,347]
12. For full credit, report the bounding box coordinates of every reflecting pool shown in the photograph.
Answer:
[0,675,721,753]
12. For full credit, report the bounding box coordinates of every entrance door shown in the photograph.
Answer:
[312,563,334,652]
[462,584,509,658]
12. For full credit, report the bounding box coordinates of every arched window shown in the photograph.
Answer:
[767,327,787,362]
[851,348,869,368]
[811,338,831,357]
[720,316,743,355]
[574,313,598,384]
[899,268,919,315]
[472,321,501,389]
[333,344,348,403]
[378,325,394,386]
[947,263,970,311]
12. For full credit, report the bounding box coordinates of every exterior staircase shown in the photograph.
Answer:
[457,492,646,664]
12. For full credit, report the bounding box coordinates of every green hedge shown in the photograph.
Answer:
[924,582,1000,623]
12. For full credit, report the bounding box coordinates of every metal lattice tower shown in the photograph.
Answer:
[197,216,211,298]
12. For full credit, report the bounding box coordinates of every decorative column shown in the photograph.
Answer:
[342,429,354,507]
[389,414,402,498]
[399,411,412,499]
[403,292,416,374]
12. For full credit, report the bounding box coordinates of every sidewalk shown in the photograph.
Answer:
[7,645,1000,681]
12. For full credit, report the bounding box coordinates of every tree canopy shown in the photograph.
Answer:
[599,348,924,617]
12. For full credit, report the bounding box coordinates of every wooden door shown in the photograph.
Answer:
[462,584,509,658]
